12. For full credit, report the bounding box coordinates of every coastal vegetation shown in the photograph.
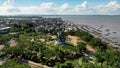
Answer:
[0,17,120,68]
[0,59,30,68]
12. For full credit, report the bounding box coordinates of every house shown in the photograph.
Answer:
[0,27,11,34]
[0,27,11,31]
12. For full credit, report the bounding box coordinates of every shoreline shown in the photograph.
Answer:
[73,24,120,50]
[64,20,120,51]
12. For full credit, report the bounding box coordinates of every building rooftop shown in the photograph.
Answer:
[0,27,11,30]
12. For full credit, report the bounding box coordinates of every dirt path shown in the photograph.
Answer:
[28,61,50,68]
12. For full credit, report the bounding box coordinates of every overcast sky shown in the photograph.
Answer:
[0,0,120,15]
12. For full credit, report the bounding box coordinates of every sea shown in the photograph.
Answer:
[42,15,120,44]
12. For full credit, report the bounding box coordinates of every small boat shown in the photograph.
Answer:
[113,32,116,33]
[105,29,110,32]
[105,34,109,36]
[112,38,116,39]
[107,33,111,34]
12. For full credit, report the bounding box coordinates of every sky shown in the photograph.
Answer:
[0,0,120,15]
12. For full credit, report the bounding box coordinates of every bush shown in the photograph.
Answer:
[0,59,30,68]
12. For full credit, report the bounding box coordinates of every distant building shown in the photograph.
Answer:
[0,27,11,31]
[0,27,11,34]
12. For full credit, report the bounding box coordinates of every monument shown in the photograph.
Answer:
[56,25,66,45]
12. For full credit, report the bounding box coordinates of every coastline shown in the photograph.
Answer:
[75,24,120,50]
[65,20,120,50]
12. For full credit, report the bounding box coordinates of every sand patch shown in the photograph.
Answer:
[86,45,95,52]
[67,35,83,46]
[0,45,4,50]
[9,39,17,47]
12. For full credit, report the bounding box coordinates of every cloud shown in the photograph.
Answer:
[7,8,21,12]
[18,6,55,15]
[0,2,56,15]
[75,1,88,12]
[0,0,120,15]
[95,1,120,14]
[40,2,54,8]
[0,0,16,15]
[60,3,70,11]
[3,0,14,7]
[80,1,88,8]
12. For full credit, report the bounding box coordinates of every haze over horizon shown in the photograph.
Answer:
[0,0,120,15]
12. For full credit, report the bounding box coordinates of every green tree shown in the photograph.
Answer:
[3,46,23,58]
[77,42,86,53]
[54,61,74,68]
[0,59,30,68]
